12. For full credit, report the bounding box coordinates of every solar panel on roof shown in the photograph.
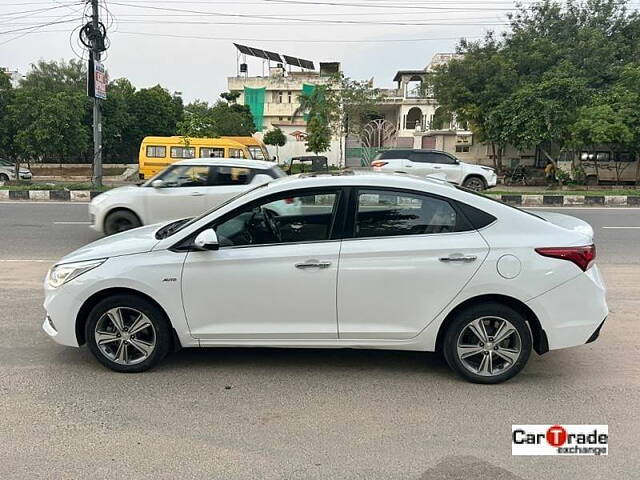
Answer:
[247,47,268,60]
[299,59,315,70]
[234,43,252,55]
[283,55,301,67]
[265,50,283,62]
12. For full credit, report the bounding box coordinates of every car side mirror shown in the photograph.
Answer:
[151,179,165,188]
[193,228,219,251]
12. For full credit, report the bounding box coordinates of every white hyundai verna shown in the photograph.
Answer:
[43,172,607,383]
[89,158,286,235]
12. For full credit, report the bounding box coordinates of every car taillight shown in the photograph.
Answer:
[371,161,388,168]
[535,244,596,272]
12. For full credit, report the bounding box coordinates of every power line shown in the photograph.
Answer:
[113,30,482,43]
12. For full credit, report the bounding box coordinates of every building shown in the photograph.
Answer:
[0,67,24,88]
[229,53,535,168]
[228,62,343,165]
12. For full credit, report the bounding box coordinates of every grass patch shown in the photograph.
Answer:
[488,189,640,196]
[30,167,126,177]
[0,182,112,191]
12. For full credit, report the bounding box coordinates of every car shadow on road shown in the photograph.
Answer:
[162,346,451,377]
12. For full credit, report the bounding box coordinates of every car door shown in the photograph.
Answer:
[337,188,489,340]
[143,164,209,224]
[407,151,437,176]
[428,152,463,184]
[180,188,344,340]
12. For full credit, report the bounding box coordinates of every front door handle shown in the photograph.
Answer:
[295,259,332,269]
[191,192,205,197]
[439,255,477,263]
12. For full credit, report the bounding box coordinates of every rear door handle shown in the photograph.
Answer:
[295,259,332,269]
[439,255,477,263]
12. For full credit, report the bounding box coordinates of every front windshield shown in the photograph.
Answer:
[161,182,270,238]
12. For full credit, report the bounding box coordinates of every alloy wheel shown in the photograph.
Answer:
[464,177,485,191]
[456,316,522,377]
[94,307,156,366]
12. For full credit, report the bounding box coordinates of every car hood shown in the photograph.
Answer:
[91,184,141,202]
[461,162,494,173]
[56,224,161,265]
[532,211,594,241]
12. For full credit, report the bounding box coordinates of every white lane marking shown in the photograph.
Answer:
[602,226,640,229]
[53,221,91,225]
[0,259,55,263]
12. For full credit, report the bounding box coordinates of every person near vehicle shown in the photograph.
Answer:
[544,160,556,185]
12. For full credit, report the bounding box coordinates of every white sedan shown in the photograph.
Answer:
[371,149,497,190]
[44,172,607,383]
[89,158,286,235]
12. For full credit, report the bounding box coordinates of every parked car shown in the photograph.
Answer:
[371,149,497,190]
[45,171,607,383]
[0,159,32,182]
[89,158,286,235]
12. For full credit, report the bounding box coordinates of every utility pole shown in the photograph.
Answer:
[90,0,102,187]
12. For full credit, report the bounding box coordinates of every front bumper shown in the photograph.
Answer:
[19,172,32,180]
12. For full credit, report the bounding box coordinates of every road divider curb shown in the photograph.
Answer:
[1,190,102,201]
[2,190,639,206]
[485,194,638,207]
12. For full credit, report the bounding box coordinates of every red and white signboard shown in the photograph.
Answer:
[93,60,107,100]
[512,424,608,456]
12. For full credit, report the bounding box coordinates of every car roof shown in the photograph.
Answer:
[172,158,278,170]
[262,170,457,192]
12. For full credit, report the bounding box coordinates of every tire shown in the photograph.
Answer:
[462,175,487,191]
[0,173,9,182]
[104,209,141,235]
[85,294,172,373]
[443,302,532,384]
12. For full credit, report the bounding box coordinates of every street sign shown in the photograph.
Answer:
[87,56,107,100]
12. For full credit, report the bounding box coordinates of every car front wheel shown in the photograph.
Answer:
[443,302,532,384]
[85,295,172,373]
[104,209,141,235]
[462,176,487,191]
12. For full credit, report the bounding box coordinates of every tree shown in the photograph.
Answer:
[102,78,137,163]
[177,95,256,140]
[0,70,19,177]
[177,100,219,138]
[129,85,183,141]
[9,60,91,165]
[305,116,332,155]
[428,0,640,172]
[263,127,286,161]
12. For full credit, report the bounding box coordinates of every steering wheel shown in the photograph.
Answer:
[261,207,282,242]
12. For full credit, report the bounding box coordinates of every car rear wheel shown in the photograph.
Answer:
[462,176,487,191]
[443,302,532,384]
[85,295,171,373]
[104,209,141,235]
[0,173,9,182]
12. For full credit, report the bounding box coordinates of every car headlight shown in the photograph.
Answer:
[47,259,106,288]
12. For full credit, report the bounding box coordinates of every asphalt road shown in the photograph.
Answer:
[1,202,639,479]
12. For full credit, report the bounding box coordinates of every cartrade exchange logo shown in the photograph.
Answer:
[512,425,608,456]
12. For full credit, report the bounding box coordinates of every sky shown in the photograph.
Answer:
[0,0,619,103]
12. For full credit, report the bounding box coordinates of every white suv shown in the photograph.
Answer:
[371,149,496,190]
[89,158,285,235]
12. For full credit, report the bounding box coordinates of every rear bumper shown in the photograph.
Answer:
[526,265,608,350]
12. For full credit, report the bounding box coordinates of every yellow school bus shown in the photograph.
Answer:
[221,136,271,161]
[138,136,254,179]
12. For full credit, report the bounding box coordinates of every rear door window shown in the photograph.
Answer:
[353,189,465,237]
